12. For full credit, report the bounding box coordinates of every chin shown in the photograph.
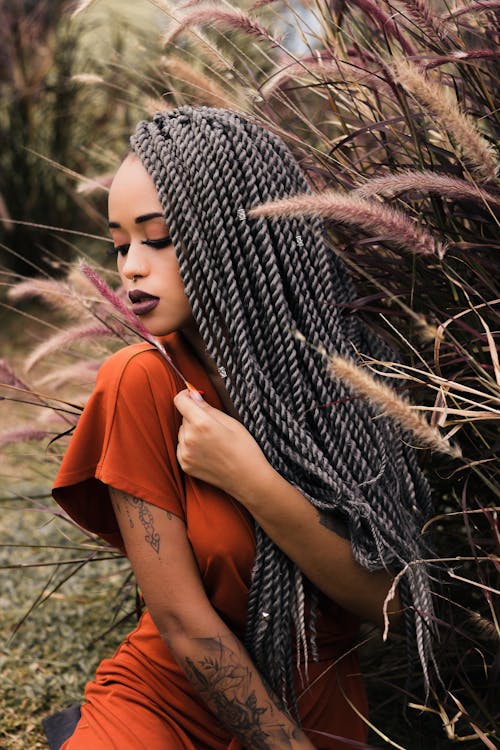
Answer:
[141,320,178,338]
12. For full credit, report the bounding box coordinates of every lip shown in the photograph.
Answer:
[131,298,160,316]
[128,289,160,316]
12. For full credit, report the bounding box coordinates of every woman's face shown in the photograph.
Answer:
[108,154,194,337]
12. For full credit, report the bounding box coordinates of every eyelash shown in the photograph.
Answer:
[107,236,172,257]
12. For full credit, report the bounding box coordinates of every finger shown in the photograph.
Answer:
[174,388,210,418]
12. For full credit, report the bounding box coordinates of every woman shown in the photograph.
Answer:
[52,106,434,749]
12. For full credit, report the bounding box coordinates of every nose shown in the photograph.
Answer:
[120,241,148,282]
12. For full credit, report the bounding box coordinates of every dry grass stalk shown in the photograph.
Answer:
[261,57,378,99]
[7,279,90,320]
[24,324,114,373]
[444,1,500,20]
[329,355,462,458]
[0,192,12,230]
[71,73,105,85]
[161,55,244,109]
[249,191,446,257]
[76,173,113,196]
[424,49,500,70]
[70,0,98,19]
[249,0,281,8]
[395,1,449,43]
[35,361,100,389]
[354,170,500,210]
[0,429,51,449]
[0,359,28,390]
[393,59,499,181]
[163,2,273,46]
[351,0,416,56]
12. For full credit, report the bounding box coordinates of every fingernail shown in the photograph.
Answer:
[190,389,204,403]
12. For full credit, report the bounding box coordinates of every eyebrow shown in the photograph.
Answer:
[108,212,164,229]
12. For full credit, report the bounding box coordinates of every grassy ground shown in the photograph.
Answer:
[0,504,134,749]
[0,304,135,748]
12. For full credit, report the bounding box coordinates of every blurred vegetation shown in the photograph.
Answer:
[1,0,499,748]
[0,0,164,277]
[0,501,134,749]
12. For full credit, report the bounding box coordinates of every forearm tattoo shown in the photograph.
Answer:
[183,637,301,749]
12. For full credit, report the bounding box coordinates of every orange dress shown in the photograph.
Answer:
[52,332,368,750]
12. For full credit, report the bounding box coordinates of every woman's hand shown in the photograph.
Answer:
[173,389,272,498]
[174,390,401,631]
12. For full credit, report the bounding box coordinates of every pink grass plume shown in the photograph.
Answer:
[350,0,416,56]
[249,191,447,257]
[164,3,273,46]
[79,262,200,395]
[354,170,500,210]
[0,428,51,449]
[444,1,500,20]
[0,359,29,390]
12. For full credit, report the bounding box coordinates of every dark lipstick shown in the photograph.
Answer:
[128,289,160,316]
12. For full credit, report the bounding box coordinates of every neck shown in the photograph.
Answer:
[180,320,221,378]
[180,321,240,420]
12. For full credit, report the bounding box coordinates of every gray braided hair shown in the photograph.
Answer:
[131,106,436,710]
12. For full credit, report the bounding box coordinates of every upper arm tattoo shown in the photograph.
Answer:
[112,489,173,555]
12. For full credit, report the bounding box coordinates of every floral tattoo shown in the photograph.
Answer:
[183,638,299,749]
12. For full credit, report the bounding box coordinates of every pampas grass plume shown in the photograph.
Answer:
[396,1,449,43]
[35,361,100,389]
[467,611,499,641]
[8,279,89,320]
[394,59,499,181]
[261,57,377,99]
[354,170,500,210]
[329,355,461,458]
[0,359,29,390]
[164,2,272,46]
[249,191,446,257]
[24,324,114,373]
[161,55,243,109]
[445,1,500,20]
[351,0,416,56]
[79,261,153,340]
[0,429,51,449]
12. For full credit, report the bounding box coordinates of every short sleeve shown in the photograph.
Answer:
[52,344,186,550]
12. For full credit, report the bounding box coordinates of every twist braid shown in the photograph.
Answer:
[130,106,437,709]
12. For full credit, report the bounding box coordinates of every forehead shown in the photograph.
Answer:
[108,154,163,221]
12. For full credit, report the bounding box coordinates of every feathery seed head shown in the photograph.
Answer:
[329,355,461,458]
[393,59,499,181]
[250,191,446,257]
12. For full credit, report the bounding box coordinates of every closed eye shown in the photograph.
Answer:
[107,236,172,257]
[141,236,172,249]
[107,243,129,257]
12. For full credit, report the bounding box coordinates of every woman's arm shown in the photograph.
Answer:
[174,390,401,630]
[109,488,315,750]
